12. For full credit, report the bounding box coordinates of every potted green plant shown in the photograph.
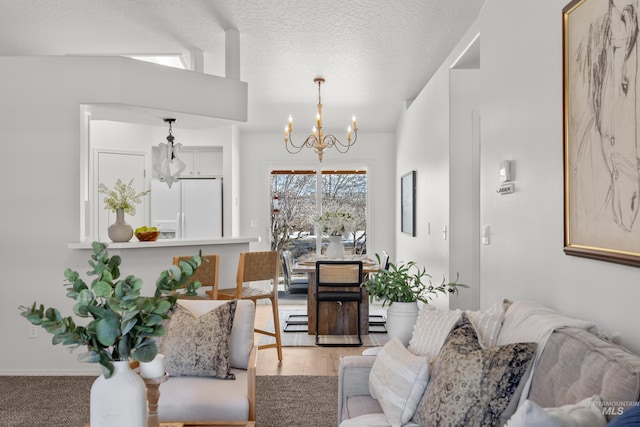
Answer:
[98,178,150,242]
[19,241,202,426]
[361,253,466,345]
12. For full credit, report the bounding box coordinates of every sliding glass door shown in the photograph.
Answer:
[271,169,367,257]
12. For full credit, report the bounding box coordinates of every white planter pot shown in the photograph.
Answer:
[385,301,419,346]
[90,360,147,427]
[326,235,345,259]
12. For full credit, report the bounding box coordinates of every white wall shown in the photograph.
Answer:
[395,64,456,310]
[396,0,640,353]
[449,69,481,310]
[0,56,246,374]
[237,132,397,260]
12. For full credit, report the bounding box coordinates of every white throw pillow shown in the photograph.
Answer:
[368,337,429,427]
[408,301,506,365]
[407,306,460,365]
[504,396,607,427]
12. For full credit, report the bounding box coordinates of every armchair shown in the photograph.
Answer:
[156,299,257,422]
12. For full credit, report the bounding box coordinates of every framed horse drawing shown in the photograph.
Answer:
[563,0,640,266]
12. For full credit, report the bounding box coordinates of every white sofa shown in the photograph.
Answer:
[156,299,257,423]
[338,300,640,426]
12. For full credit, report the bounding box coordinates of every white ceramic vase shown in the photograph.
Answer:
[90,360,147,427]
[385,301,419,346]
[326,235,345,259]
[108,208,133,242]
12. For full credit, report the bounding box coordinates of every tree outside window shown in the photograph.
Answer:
[271,170,367,258]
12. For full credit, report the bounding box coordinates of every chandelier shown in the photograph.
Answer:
[284,77,358,162]
[153,118,185,188]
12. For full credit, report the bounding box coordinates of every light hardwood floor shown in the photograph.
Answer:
[253,303,366,376]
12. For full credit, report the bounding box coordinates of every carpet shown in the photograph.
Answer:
[256,375,338,426]
[260,306,390,347]
[0,375,338,427]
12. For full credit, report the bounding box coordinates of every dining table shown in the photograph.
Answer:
[292,254,379,336]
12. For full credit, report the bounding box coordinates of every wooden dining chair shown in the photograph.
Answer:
[171,254,219,299]
[315,260,364,347]
[217,251,283,361]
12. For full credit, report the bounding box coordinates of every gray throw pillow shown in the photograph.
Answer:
[414,312,536,426]
[160,300,237,379]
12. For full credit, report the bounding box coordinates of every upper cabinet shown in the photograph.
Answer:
[180,147,224,177]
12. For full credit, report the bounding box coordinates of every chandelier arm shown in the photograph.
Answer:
[284,135,318,153]
[322,132,358,153]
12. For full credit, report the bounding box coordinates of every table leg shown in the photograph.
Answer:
[142,373,169,427]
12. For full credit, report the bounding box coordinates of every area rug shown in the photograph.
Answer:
[256,375,338,427]
[0,375,338,427]
[260,306,390,347]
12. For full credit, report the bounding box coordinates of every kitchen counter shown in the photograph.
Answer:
[67,237,260,289]
[68,237,259,250]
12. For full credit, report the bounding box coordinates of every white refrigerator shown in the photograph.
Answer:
[150,178,223,239]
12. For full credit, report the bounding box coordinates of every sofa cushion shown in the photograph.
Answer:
[161,300,237,379]
[343,395,383,421]
[528,328,640,421]
[369,337,429,427]
[413,313,537,426]
[408,300,507,365]
[339,412,422,427]
[504,395,607,427]
[176,299,255,369]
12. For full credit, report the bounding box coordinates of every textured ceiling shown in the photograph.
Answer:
[0,0,483,133]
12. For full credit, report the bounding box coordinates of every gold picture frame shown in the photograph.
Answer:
[563,0,640,266]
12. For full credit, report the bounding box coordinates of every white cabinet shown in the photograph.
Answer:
[180,147,223,177]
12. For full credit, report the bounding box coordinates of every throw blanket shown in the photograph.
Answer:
[497,300,596,405]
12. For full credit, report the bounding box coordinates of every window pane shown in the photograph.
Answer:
[271,171,317,258]
[321,172,367,255]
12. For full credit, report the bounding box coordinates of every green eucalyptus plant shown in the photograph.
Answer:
[19,241,203,378]
[361,253,467,307]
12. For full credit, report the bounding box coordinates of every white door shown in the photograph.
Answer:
[95,151,148,242]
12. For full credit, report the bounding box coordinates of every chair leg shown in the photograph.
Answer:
[271,295,283,362]
[253,297,283,362]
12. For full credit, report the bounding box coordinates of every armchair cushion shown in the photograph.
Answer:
[159,368,250,422]
[161,300,237,379]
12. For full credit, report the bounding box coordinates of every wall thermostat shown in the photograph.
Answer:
[499,160,512,182]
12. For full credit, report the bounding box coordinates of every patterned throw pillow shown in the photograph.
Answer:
[414,313,537,426]
[160,300,237,379]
